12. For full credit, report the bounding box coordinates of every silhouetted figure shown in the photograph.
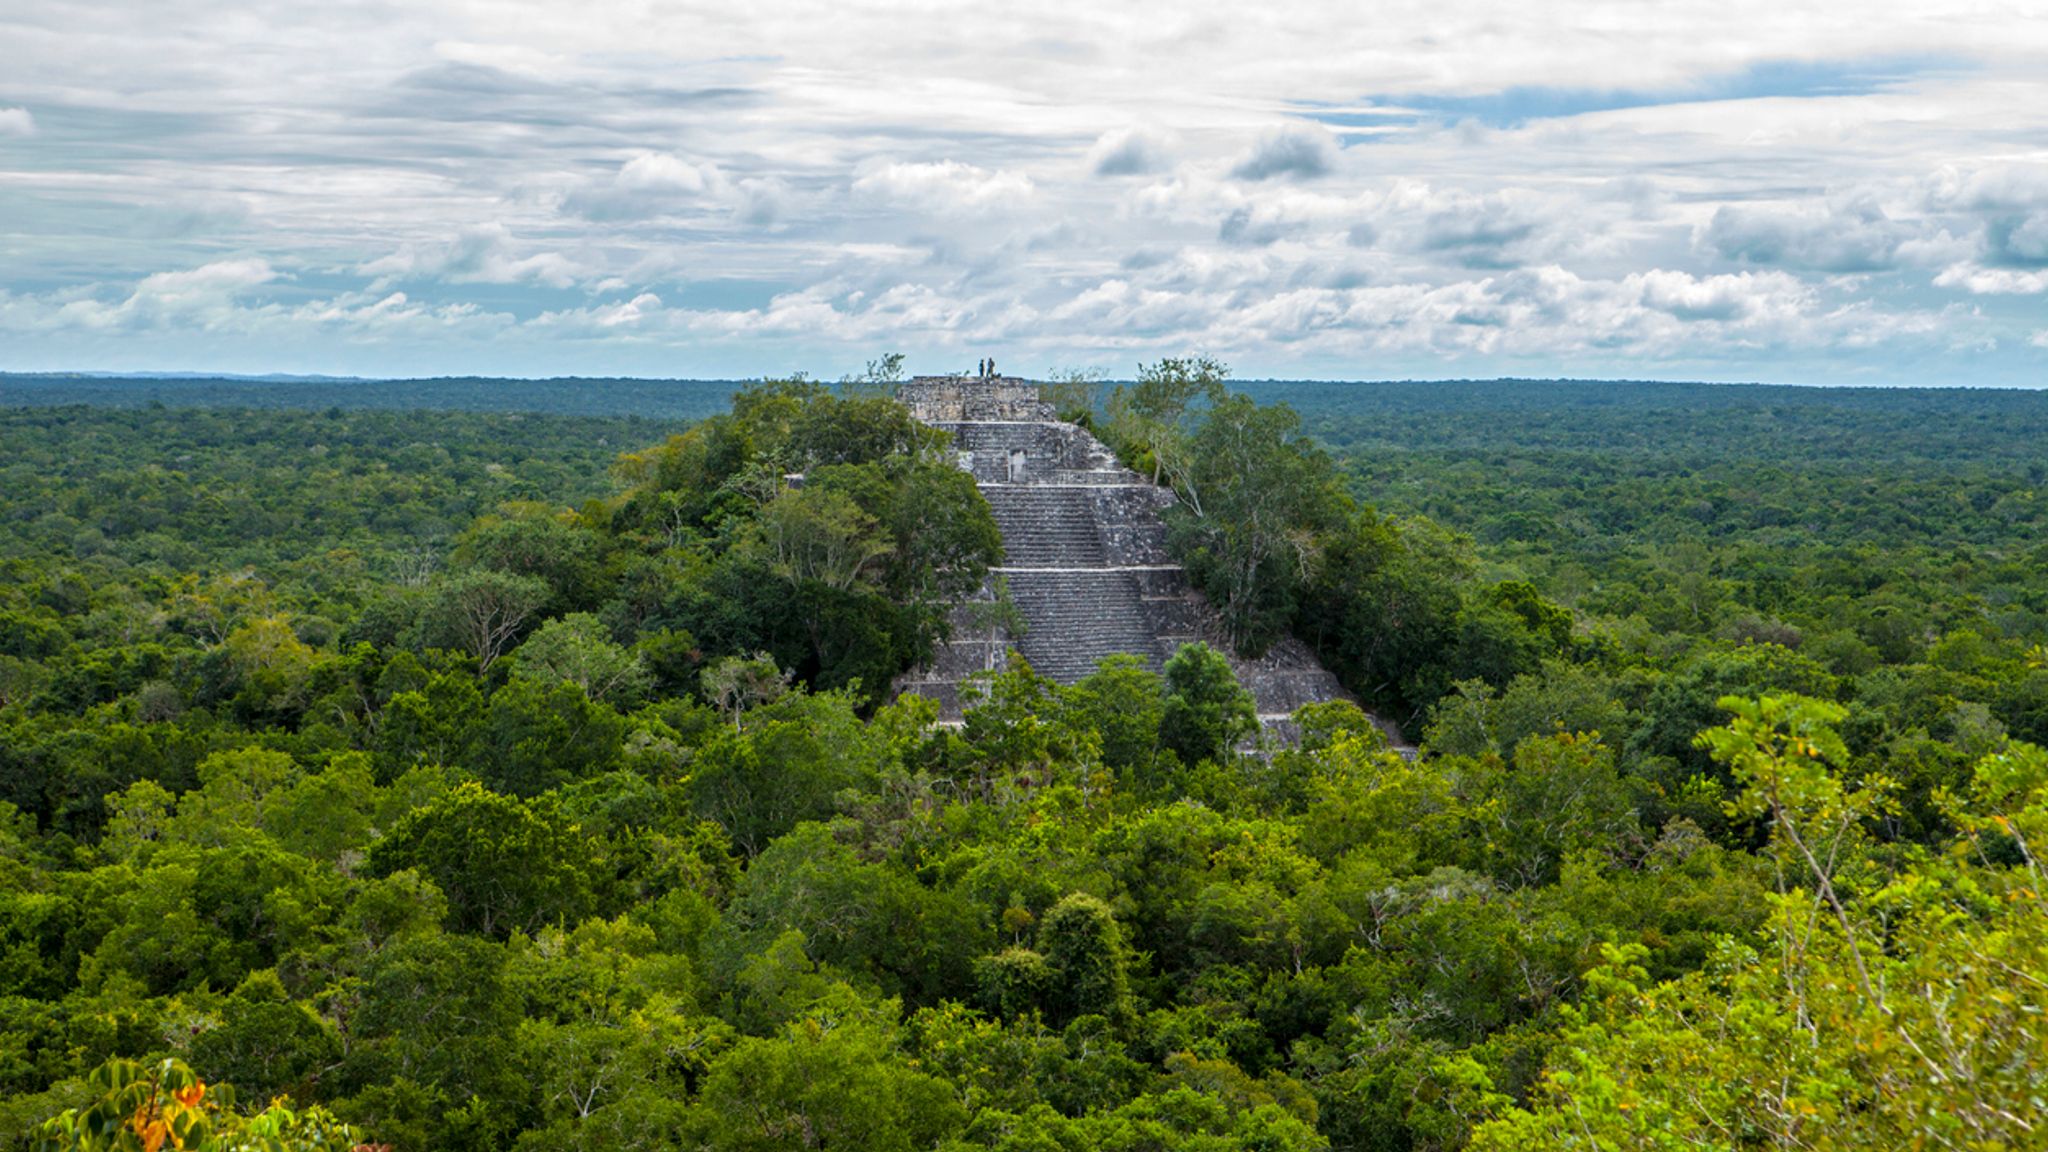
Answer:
[988,358,997,378]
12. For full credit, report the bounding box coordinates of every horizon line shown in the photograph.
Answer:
[5,370,2046,394]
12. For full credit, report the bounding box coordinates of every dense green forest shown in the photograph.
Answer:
[0,376,741,421]
[2,374,2044,1151]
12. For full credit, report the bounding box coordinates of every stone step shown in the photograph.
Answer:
[980,485,1175,567]
[981,487,1108,566]
[998,567,1164,680]
[934,420,1133,482]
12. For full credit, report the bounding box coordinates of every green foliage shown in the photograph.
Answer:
[1422,662,1630,759]
[692,1010,965,1152]
[1103,356,1228,489]
[1473,709,2048,1152]
[606,382,998,702]
[1167,394,1344,653]
[367,783,606,937]
[510,613,650,706]
[6,381,2048,1152]
[687,689,884,854]
[719,822,985,1005]
[32,1056,357,1152]
[1063,655,1164,783]
[1035,893,1135,1027]
[421,568,552,675]
[480,676,626,796]
[1158,643,1258,766]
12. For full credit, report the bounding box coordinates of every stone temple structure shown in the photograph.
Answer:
[891,373,1354,730]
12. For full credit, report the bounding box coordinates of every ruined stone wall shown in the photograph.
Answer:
[900,375,1054,423]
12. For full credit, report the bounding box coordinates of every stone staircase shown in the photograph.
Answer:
[1002,569,1163,681]
[890,374,1357,732]
[979,487,1111,566]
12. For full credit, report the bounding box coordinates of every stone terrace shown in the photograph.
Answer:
[892,374,1353,730]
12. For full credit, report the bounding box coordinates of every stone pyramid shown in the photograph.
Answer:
[890,373,1353,730]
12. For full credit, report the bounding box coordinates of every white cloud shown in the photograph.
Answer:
[614,153,714,196]
[1415,192,1547,269]
[1230,126,1337,182]
[37,258,283,331]
[138,258,278,296]
[1934,263,2048,295]
[853,160,1033,214]
[3,2,2048,380]
[1701,196,1918,273]
[288,290,515,339]
[732,177,792,227]
[0,251,1979,384]
[1088,128,1171,177]
[1630,268,1810,324]
[557,152,795,227]
[360,224,582,289]
[564,152,723,221]
[2031,329,2048,348]
[1987,211,2048,267]
[1924,164,2048,213]
[1,269,517,346]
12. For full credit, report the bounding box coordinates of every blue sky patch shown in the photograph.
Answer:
[1320,55,1966,129]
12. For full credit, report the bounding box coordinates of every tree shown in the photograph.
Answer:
[189,971,341,1104]
[218,615,319,719]
[721,822,985,1003]
[0,654,41,710]
[424,569,551,674]
[376,670,486,777]
[1107,356,1228,488]
[791,397,935,469]
[1064,654,1165,781]
[513,1014,701,1146]
[700,652,790,731]
[1300,510,1469,722]
[878,462,1003,622]
[512,614,650,706]
[454,513,603,614]
[688,689,883,853]
[1472,710,2048,1152]
[482,676,627,796]
[342,930,525,1112]
[1037,893,1135,1027]
[367,783,605,937]
[1170,394,1343,652]
[748,487,893,593]
[841,352,907,398]
[1421,661,1629,759]
[690,1012,966,1152]
[1160,643,1258,765]
[1039,367,1105,424]
[1470,732,1639,888]
[958,658,1073,797]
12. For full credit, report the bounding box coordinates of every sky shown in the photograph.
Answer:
[2,1,2047,385]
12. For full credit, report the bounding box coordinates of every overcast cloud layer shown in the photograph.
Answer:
[3,1,2047,383]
